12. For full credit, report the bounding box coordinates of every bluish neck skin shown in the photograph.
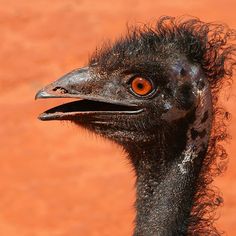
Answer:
[130,87,212,235]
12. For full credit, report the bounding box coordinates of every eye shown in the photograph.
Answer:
[130,77,154,96]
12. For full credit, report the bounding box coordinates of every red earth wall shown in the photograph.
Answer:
[0,0,236,235]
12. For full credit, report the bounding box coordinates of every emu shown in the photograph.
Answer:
[36,16,235,235]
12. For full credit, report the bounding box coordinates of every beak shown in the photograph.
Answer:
[35,67,142,121]
[35,67,92,100]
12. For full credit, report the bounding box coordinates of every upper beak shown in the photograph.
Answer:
[35,67,142,121]
[35,67,92,100]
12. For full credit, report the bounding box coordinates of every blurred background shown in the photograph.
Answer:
[0,0,236,235]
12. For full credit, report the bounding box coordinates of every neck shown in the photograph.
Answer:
[133,147,207,236]
[128,88,212,235]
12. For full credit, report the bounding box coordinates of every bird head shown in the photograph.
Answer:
[36,17,233,150]
[36,58,205,146]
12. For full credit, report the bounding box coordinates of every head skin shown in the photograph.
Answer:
[36,16,236,235]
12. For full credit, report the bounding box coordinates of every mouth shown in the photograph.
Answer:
[38,99,143,121]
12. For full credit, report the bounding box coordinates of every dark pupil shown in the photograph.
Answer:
[137,83,144,90]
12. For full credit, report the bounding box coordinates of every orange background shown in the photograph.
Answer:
[0,0,236,235]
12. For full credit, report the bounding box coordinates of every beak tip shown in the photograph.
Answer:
[37,116,42,120]
[35,90,51,100]
[38,112,60,121]
[38,113,48,121]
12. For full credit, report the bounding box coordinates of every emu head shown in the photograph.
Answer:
[36,16,235,235]
[35,17,217,151]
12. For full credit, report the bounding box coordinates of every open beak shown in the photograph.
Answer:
[35,67,142,121]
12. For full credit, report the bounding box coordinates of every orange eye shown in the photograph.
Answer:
[131,77,153,96]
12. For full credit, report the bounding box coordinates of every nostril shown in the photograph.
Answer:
[52,86,68,94]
